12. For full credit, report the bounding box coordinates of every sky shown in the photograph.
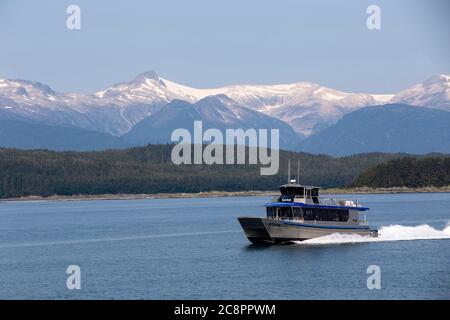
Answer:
[0,0,448,94]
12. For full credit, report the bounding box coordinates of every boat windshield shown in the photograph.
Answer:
[279,186,320,204]
[279,187,304,196]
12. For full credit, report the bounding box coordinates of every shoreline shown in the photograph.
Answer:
[1,186,450,202]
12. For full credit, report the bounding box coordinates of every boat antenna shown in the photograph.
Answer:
[297,160,300,184]
[287,159,291,183]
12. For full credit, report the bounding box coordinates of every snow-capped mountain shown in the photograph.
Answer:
[95,72,396,136]
[391,74,450,110]
[0,72,449,139]
[86,71,450,136]
[221,83,394,135]
[0,77,164,136]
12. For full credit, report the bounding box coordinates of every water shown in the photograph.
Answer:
[0,193,449,300]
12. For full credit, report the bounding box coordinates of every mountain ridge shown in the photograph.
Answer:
[300,104,450,156]
[1,72,448,137]
[123,94,303,151]
[0,118,128,151]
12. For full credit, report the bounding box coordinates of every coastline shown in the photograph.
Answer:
[1,186,450,202]
[322,186,450,194]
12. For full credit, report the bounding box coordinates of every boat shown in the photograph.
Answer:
[238,161,378,244]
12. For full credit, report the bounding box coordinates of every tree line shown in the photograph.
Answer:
[0,144,445,198]
[351,156,450,188]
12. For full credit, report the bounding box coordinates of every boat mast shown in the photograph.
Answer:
[287,159,291,183]
[297,160,300,184]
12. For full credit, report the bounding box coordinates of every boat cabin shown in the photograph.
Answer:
[278,183,321,204]
[265,183,368,223]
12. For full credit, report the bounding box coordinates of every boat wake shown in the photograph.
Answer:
[295,223,450,245]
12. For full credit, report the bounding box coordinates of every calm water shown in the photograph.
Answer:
[0,193,449,300]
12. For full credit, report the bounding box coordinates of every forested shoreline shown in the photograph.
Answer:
[351,157,450,188]
[0,145,448,199]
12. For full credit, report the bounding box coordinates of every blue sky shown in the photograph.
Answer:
[0,0,448,93]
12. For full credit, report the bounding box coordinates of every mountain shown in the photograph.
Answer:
[96,73,395,136]
[91,72,450,136]
[300,104,450,156]
[391,74,450,110]
[207,84,393,136]
[0,118,128,151]
[123,95,302,150]
[0,77,165,136]
[1,72,449,139]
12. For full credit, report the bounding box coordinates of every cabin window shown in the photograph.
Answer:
[279,207,292,219]
[278,207,349,221]
[280,187,304,196]
[313,209,321,221]
[266,207,275,217]
[311,189,319,204]
[293,207,303,219]
[339,210,349,222]
[303,209,314,220]
[303,209,350,221]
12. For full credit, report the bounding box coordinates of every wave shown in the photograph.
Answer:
[296,223,450,245]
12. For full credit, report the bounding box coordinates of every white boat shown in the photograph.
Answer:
[238,163,378,244]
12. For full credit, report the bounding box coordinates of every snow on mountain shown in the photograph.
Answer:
[221,83,393,135]
[94,72,397,136]
[0,72,448,138]
[391,74,450,110]
[0,77,164,136]
[96,71,183,105]
[133,73,448,136]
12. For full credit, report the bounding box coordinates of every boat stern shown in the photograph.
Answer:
[369,229,379,238]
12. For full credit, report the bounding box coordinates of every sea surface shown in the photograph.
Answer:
[0,193,449,299]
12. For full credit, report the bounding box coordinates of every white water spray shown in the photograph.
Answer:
[295,223,450,245]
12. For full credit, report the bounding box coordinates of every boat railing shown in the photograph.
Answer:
[319,198,361,207]
[270,195,362,208]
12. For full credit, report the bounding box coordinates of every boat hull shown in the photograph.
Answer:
[238,217,375,244]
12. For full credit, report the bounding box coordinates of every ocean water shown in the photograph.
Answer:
[0,193,449,300]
